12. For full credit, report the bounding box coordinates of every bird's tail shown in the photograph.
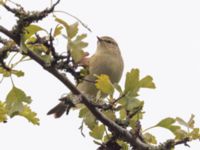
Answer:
[47,102,67,118]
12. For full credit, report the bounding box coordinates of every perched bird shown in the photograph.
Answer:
[47,36,124,118]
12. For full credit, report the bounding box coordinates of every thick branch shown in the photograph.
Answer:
[0,25,15,40]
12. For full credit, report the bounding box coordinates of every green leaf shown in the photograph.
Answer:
[67,22,78,39]
[174,129,188,140]
[79,107,97,130]
[55,17,78,39]
[176,117,189,129]
[89,124,105,140]
[69,34,88,63]
[188,114,195,129]
[95,74,114,95]
[103,110,116,121]
[139,75,156,89]
[19,105,40,125]
[113,83,123,94]
[156,117,175,128]
[0,101,7,122]
[24,24,46,40]
[119,108,126,120]
[168,125,181,133]
[53,25,63,37]
[124,69,139,96]
[143,132,157,144]
[189,128,200,139]
[0,68,24,78]
[117,140,129,150]
[6,86,32,116]
[11,70,24,77]
[125,97,143,111]
[0,67,10,77]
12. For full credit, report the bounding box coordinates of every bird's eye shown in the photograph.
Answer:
[105,40,112,44]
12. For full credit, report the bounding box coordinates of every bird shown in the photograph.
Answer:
[47,36,124,118]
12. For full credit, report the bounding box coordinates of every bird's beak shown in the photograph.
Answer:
[97,36,102,42]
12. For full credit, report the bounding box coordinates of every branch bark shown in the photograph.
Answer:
[0,1,196,150]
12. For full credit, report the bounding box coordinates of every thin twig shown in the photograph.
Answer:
[54,10,92,32]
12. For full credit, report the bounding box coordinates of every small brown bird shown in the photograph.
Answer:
[47,36,124,118]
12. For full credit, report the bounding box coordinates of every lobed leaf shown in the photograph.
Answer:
[19,105,40,125]
[139,75,156,89]
[0,101,7,122]
[95,74,114,95]
[89,124,105,140]
[143,132,157,144]
[6,86,32,116]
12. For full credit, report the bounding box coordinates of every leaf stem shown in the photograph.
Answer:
[142,125,156,133]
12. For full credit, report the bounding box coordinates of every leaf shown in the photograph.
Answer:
[53,25,63,37]
[95,74,114,95]
[89,124,105,140]
[19,105,39,125]
[119,108,126,120]
[0,101,7,122]
[67,22,78,39]
[168,125,181,134]
[124,69,139,96]
[156,117,176,128]
[103,110,116,121]
[188,114,195,129]
[69,34,88,63]
[113,83,123,94]
[176,117,189,129]
[116,140,129,150]
[0,68,24,77]
[24,24,46,40]
[79,107,97,130]
[0,0,5,5]
[189,128,200,140]
[11,70,24,77]
[0,67,10,77]
[6,86,32,116]
[125,97,143,111]
[174,129,188,140]
[143,132,157,144]
[139,75,156,89]
[55,17,78,39]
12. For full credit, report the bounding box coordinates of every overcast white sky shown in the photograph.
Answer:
[1,0,200,149]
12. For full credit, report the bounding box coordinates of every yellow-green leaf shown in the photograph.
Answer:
[124,69,139,96]
[53,25,63,37]
[174,129,188,140]
[117,140,129,150]
[79,107,97,130]
[188,114,195,129]
[19,105,40,125]
[103,110,116,121]
[143,132,157,144]
[156,117,175,128]
[189,128,200,139]
[55,17,78,39]
[95,74,114,95]
[11,70,24,77]
[0,101,7,122]
[6,86,32,116]
[67,22,78,39]
[139,75,156,89]
[0,67,10,77]
[24,24,46,40]
[176,117,189,128]
[69,34,88,63]
[89,124,105,140]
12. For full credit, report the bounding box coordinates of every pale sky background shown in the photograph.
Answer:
[0,0,200,150]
